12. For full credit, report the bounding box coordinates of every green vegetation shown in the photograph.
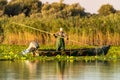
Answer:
[0,0,120,61]
[1,13,120,46]
[98,4,116,16]
[0,0,120,46]
[0,45,120,62]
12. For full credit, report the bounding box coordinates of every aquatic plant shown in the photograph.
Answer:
[0,45,120,61]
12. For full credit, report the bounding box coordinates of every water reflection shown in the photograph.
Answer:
[24,60,40,79]
[57,61,65,80]
[0,60,120,80]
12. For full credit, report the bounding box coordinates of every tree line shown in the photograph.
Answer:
[0,0,119,17]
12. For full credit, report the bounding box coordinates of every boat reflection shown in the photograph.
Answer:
[22,60,120,80]
[24,60,66,80]
[24,60,87,80]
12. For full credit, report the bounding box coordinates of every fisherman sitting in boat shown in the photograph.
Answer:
[53,28,68,51]
[22,41,39,56]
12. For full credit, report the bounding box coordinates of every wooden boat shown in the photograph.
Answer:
[38,45,110,56]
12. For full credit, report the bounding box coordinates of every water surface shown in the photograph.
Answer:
[0,60,120,80]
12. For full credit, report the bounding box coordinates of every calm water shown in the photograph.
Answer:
[0,60,120,80]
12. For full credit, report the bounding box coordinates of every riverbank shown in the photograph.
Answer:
[0,45,120,61]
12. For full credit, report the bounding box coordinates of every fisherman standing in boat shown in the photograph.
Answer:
[53,28,68,51]
[22,41,39,56]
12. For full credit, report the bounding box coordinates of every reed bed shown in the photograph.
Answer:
[0,13,120,46]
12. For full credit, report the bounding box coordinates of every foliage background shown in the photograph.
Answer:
[0,0,120,46]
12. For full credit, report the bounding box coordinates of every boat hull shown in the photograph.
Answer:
[38,45,110,56]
